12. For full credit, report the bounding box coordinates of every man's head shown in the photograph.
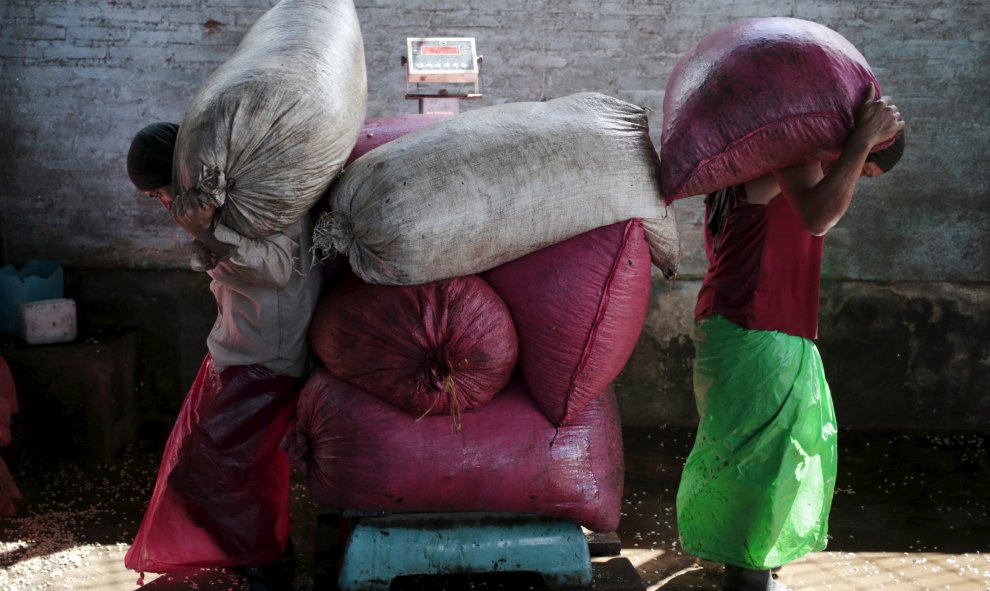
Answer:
[864,131,905,177]
[127,122,179,210]
[822,131,906,179]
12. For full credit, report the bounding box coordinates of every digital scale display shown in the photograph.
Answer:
[421,45,461,56]
[406,37,479,79]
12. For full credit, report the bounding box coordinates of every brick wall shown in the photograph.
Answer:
[1,1,987,428]
[1,0,986,279]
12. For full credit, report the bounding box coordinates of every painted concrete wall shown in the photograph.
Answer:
[1,0,987,277]
[1,1,988,429]
[621,279,990,429]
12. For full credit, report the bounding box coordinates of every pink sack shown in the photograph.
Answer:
[660,17,893,202]
[346,114,453,165]
[289,370,624,533]
[308,273,518,424]
[482,219,652,426]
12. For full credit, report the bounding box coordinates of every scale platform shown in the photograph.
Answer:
[314,512,646,591]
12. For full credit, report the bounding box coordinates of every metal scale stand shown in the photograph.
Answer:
[319,37,645,591]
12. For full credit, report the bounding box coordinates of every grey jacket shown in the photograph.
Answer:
[206,216,322,377]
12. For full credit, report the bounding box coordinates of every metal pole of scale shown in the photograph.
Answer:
[402,37,483,115]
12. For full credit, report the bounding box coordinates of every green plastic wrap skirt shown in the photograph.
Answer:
[676,315,838,569]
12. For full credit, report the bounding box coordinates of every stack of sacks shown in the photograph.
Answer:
[291,217,657,533]
[288,100,679,533]
[660,17,900,203]
[173,0,367,238]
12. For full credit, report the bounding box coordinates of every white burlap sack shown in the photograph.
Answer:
[316,92,678,285]
[174,0,367,239]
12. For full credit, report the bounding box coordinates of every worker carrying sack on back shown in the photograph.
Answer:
[662,17,907,591]
[123,1,364,585]
[173,0,367,240]
[315,92,679,286]
[659,17,901,203]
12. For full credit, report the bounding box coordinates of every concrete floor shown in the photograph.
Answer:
[0,425,987,591]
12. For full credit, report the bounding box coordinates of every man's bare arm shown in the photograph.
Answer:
[774,85,906,236]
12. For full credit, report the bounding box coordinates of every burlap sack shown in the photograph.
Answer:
[316,92,678,285]
[174,0,367,238]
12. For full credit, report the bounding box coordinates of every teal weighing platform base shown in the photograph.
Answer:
[315,512,646,591]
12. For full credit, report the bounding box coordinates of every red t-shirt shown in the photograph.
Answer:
[694,185,824,339]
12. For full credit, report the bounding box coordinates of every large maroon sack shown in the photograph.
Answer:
[308,273,518,424]
[660,17,895,202]
[288,370,624,532]
[482,219,652,426]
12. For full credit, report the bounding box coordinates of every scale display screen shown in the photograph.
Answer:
[407,37,479,78]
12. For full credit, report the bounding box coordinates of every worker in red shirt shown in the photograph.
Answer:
[677,86,905,590]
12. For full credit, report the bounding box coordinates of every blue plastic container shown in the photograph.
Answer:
[0,260,64,335]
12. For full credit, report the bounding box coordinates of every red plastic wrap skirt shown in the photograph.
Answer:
[125,354,300,573]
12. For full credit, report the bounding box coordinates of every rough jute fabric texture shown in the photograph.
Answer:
[316,92,678,285]
[660,17,893,202]
[310,114,453,221]
[174,0,367,239]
